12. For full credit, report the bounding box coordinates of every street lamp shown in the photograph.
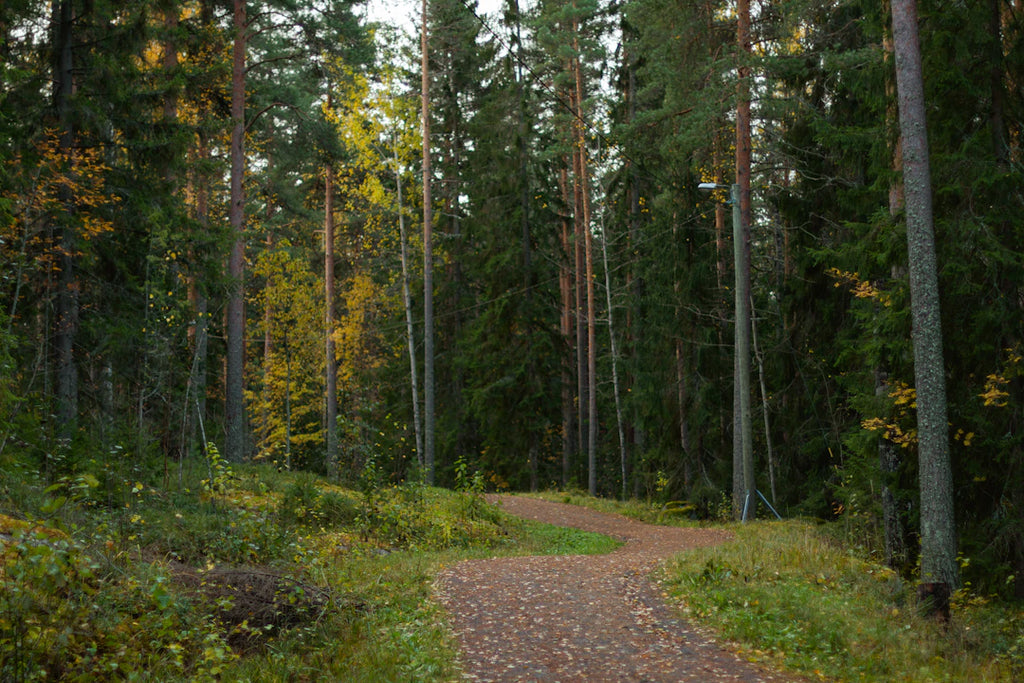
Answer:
[699,182,755,521]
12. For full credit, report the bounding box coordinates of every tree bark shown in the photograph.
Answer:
[559,167,575,488]
[891,0,959,599]
[879,2,909,570]
[988,0,1009,169]
[751,305,777,505]
[225,0,247,463]
[676,340,692,490]
[187,131,211,464]
[324,163,339,478]
[600,210,627,499]
[53,0,77,446]
[571,17,598,496]
[421,0,436,485]
[395,146,423,470]
[512,0,539,492]
[736,0,755,520]
[625,50,645,496]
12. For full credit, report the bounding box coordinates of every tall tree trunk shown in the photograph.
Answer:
[672,210,693,493]
[877,369,909,570]
[572,21,598,496]
[736,0,755,520]
[891,0,959,610]
[261,233,273,447]
[559,167,575,488]
[880,0,909,568]
[283,333,292,469]
[163,3,182,479]
[438,50,467,463]
[573,144,587,487]
[988,0,1009,169]
[751,305,777,505]
[512,0,539,492]
[625,49,645,494]
[187,131,211,463]
[324,164,339,478]
[599,208,627,499]
[421,0,436,485]
[676,340,692,490]
[395,147,423,470]
[573,125,589,489]
[225,0,247,463]
[53,0,77,447]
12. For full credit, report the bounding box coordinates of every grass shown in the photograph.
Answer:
[659,520,1024,682]
[0,459,620,682]
[4,458,1022,682]
[528,488,702,525]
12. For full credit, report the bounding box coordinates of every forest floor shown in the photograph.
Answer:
[436,495,807,682]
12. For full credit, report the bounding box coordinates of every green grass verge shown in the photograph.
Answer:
[660,520,1024,682]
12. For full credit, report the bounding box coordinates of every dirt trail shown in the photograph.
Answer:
[435,495,802,682]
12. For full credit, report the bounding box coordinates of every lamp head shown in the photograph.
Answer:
[698,182,728,192]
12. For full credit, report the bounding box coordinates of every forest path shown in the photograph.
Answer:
[434,495,802,682]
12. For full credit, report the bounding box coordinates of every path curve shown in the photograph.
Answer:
[434,495,799,682]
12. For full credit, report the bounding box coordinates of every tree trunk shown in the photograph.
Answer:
[571,21,598,496]
[599,210,627,500]
[187,131,211,464]
[751,305,777,505]
[53,0,77,446]
[676,340,692,490]
[625,51,645,495]
[987,0,1009,169]
[324,164,339,478]
[284,334,292,470]
[395,147,423,470]
[879,1,909,569]
[421,0,436,485]
[571,132,587,489]
[225,0,247,463]
[876,369,909,571]
[513,0,539,492]
[736,0,755,520]
[261,231,273,449]
[559,167,575,488]
[891,0,959,603]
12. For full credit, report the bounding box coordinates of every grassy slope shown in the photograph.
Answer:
[2,463,1022,682]
[0,462,617,682]
[660,520,1024,682]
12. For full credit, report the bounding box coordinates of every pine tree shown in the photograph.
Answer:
[224,0,248,463]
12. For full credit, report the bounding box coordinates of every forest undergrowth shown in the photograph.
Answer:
[0,448,615,682]
[661,521,1024,682]
[1,451,1022,681]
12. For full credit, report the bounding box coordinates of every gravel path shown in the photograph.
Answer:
[434,495,800,682]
